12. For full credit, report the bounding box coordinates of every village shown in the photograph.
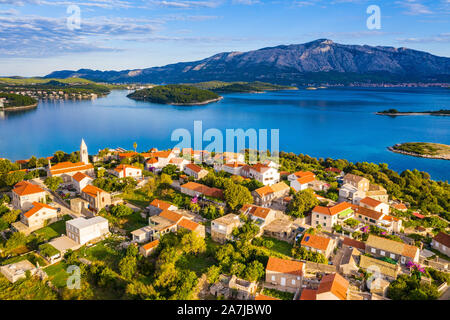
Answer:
[0,139,448,301]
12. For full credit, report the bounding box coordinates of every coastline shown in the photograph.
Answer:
[388,146,450,160]
[0,103,38,112]
[131,96,224,106]
[376,112,450,116]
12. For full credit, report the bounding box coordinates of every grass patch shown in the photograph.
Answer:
[33,215,71,241]
[262,288,294,300]
[0,275,58,300]
[121,188,152,209]
[80,240,123,271]
[0,252,47,267]
[44,261,69,288]
[122,211,147,233]
[262,237,293,257]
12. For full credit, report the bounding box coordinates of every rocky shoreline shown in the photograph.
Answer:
[376,112,449,116]
[1,103,38,111]
[171,96,223,106]
[388,146,450,160]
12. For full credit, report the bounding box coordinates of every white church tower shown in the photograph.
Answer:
[80,138,89,164]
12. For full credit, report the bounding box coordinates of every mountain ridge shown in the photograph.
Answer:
[45,39,450,85]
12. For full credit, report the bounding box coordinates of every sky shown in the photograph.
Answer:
[0,0,449,76]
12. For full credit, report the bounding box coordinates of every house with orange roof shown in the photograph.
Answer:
[184,163,208,180]
[180,182,224,200]
[48,161,94,182]
[431,232,450,256]
[20,202,58,230]
[240,204,276,228]
[12,181,46,210]
[311,202,354,231]
[291,175,316,192]
[140,239,159,257]
[71,172,93,193]
[252,181,290,206]
[177,218,206,238]
[80,185,111,213]
[111,164,142,179]
[168,157,190,171]
[241,163,280,186]
[265,256,305,293]
[359,196,389,214]
[213,161,246,176]
[300,233,336,258]
[255,294,280,301]
[316,273,349,300]
[147,199,178,216]
[144,150,175,171]
[299,289,317,300]
[287,171,315,183]
[391,202,408,212]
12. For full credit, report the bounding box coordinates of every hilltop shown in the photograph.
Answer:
[45,39,450,85]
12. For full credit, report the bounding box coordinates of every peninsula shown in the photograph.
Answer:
[376,109,450,116]
[0,92,37,111]
[127,84,222,106]
[187,81,297,93]
[388,142,450,160]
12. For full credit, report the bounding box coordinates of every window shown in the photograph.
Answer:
[390,253,395,259]
[292,280,296,285]
[380,250,385,256]
[271,276,275,281]
[371,248,376,254]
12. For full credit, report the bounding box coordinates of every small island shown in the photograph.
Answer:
[0,92,38,111]
[388,142,450,160]
[127,84,223,106]
[376,108,450,116]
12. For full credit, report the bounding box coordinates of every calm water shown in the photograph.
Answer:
[0,87,449,181]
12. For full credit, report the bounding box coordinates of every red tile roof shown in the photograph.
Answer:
[313,202,353,216]
[50,162,93,175]
[13,181,45,196]
[433,232,450,248]
[178,218,200,232]
[412,212,425,219]
[342,237,366,251]
[241,204,272,219]
[72,172,91,182]
[301,233,331,251]
[149,199,173,210]
[292,171,315,179]
[185,163,204,173]
[352,205,384,220]
[255,294,280,301]
[266,257,304,276]
[159,210,184,223]
[181,182,224,199]
[300,289,317,300]
[142,240,159,251]
[317,273,348,300]
[82,185,106,198]
[23,202,56,218]
[296,175,315,185]
[392,203,408,211]
[360,197,382,208]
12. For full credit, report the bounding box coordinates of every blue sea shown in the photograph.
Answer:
[0,87,449,181]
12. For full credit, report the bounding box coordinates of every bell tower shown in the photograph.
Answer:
[80,138,89,164]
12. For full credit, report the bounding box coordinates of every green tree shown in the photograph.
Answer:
[1,209,20,224]
[110,204,133,218]
[224,182,253,211]
[119,256,137,280]
[207,265,222,284]
[44,176,63,192]
[243,260,265,282]
[287,189,319,218]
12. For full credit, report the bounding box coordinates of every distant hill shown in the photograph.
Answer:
[45,39,450,85]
